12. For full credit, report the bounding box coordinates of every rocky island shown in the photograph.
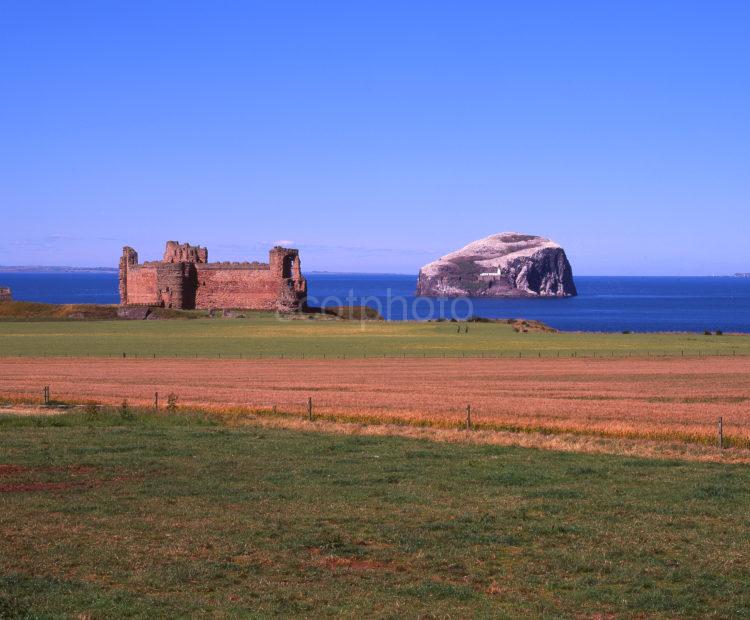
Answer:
[416,232,577,298]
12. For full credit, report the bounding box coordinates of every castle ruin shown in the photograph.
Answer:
[119,241,307,312]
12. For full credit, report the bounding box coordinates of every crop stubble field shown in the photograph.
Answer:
[2,355,750,455]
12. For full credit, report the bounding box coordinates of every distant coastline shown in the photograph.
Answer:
[0,266,118,273]
[0,265,749,278]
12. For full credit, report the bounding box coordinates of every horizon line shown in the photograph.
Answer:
[0,266,747,278]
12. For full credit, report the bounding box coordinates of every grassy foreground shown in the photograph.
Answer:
[0,315,748,358]
[1,411,749,617]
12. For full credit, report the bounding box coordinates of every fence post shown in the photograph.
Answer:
[466,404,472,431]
[154,391,159,411]
[307,397,313,421]
[718,417,724,450]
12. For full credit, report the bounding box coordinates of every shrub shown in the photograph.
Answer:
[84,401,100,419]
[120,399,134,420]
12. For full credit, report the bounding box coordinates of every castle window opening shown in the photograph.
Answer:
[283,255,293,278]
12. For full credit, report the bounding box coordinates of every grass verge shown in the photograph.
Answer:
[0,315,748,357]
[1,411,749,617]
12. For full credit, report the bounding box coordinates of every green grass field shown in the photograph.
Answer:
[0,315,748,358]
[1,410,748,617]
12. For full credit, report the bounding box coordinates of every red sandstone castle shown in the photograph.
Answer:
[119,241,307,312]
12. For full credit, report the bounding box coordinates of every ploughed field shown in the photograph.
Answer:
[2,356,750,455]
[1,413,749,617]
[0,316,748,358]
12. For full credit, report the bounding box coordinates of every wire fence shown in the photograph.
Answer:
[4,386,749,452]
[0,349,747,360]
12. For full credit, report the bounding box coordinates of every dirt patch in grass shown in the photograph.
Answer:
[308,548,391,571]
[0,463,136,493]
[0,481,85,493]
[0,464,28,476]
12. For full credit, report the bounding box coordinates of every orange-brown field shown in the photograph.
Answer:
[2,356,749,455]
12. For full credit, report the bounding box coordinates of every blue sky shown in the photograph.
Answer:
[1,1,748,274]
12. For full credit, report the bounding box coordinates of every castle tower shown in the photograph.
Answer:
[156,262,196,309]
[163,241,208,264]
[269,246,307,311]
[156,241,201,308]
[119,247,138,304]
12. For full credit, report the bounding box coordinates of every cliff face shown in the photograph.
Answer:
[416,233,577,298]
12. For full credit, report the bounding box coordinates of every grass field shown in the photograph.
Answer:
[3,317,749,616]
[1,411,749,617]
[0,315,748,358]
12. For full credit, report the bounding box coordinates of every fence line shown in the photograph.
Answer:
[0,349,747,360]
[4,389,745,452]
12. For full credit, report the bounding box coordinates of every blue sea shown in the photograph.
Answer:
[2,271,750,332]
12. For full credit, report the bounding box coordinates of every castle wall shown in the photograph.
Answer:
[124,267,160,306]
[194,267,280,310]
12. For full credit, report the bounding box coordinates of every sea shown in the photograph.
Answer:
[1,271,750,333]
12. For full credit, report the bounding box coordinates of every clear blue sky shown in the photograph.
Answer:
[1,1,748,274]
